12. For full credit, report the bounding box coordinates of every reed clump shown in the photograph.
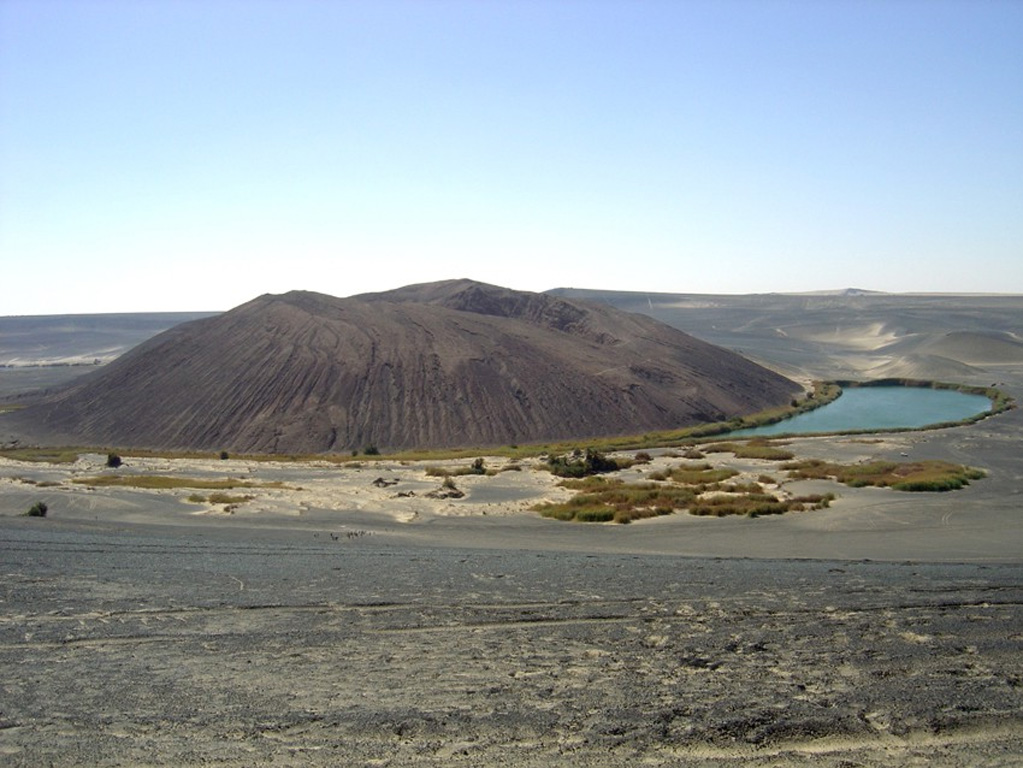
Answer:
[782,459,985,491]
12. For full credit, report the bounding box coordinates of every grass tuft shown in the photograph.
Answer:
[703,440,795,460]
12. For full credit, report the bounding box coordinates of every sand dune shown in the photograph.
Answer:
[864,353,983,380]
[886,331,1023,365]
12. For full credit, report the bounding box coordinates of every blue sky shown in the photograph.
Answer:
[2,0,1021,314]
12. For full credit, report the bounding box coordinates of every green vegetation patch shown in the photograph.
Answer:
[73,475,285,490]
[0,447,89,464]
[648,463,739,486]
[690,493,834,518]
[703,440,795,461]
[782,459,985,491]
[534,463,835,524]
[533,479,695,524]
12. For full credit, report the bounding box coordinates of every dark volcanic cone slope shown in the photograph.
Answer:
[12,281,800,453]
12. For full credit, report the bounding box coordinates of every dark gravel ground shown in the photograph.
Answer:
[2,518,1021,766]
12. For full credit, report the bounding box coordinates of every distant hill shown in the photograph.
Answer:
[0,312,217,367]
[551,288,1023,382]
[4,280,799,453]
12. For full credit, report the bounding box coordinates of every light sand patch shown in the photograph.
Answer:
[792,322,901,350]
[35,455,575,523]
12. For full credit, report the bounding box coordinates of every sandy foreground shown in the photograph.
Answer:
[2,407,1022,766]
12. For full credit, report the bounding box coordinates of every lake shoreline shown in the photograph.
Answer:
[728,380,1005,438]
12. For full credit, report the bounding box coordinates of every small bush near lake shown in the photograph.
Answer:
[782,459,985,491]
[426,476,465,499]
[106,453,122,468]
[545,449,623,478]
[425,458,490,478]
[188,492,254,505]
[25,501,48,517]
[703,440,794,461]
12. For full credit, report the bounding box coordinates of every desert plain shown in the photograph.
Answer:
[1,290,1022,766]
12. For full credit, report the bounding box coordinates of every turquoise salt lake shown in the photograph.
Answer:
[729,386,992,438]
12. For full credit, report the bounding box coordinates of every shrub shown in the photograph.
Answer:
[575,507,617,523]
[208,492,254,505]
[427,458,489,478]
[585,449,619,474]
[546,448,620,478]
[219,451,230,460]
[426,477,464,499]
[106,453,122,468]
[25,501,47,517]
[363,445,380,456]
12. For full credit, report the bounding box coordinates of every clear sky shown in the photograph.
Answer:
[2,0,1021,314]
